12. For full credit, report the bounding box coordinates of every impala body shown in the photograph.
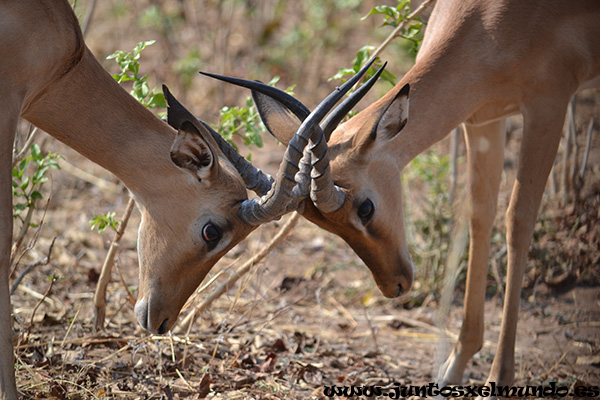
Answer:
[214,0,599,395]
[1,2,260,398]
[307,0,600,392]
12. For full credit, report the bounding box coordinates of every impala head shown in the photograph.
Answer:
[304,84,413,298]
[205,67,413,298]
[135,64,378,334]
[134,87,258,334]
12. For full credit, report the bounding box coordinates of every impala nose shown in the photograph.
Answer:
[157,319,169,335]
[134,298,149,331]
[134,297,170,334]
[396,283,405,297]
[376,259,413,298]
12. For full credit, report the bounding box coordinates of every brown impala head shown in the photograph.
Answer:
[306,84,413,298]
[135,64,378,334]
[134,87,259,335]
[205,66,413,298]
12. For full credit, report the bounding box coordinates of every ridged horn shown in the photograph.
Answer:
[199,58,384,221]
[234,60,377,224]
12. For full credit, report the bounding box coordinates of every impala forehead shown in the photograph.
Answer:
[331,154,401,194]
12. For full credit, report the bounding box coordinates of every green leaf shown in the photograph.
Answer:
[89,211,119,233]
[133,40,156,58]
[19,177,30,191]
[30,144,42,162]
[147,92,167,109]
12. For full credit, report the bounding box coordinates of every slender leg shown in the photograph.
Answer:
[485,98,566,388]
[0,114,18,400]
[438,120,506,384]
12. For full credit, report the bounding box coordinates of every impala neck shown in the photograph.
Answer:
[386,57,486,168]
[21,47,179,199]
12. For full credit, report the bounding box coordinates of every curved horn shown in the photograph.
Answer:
[201,57,380,130]
[308,62,387,212]
[162,85,274,196]
[199,58,384,222]
[236,59,380,223]
[321,61,387,141]
[198,72,310,121]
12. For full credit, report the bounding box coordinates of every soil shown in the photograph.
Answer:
[8,1,600,399]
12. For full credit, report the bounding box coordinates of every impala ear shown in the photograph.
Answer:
[375,83,410,140]
[163,85,196,130]
[170,120,218,183]
[253,91,301,145]
[353,83,410,153]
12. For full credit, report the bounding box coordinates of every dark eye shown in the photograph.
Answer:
[202,222,221,243]
[357,199,374,223]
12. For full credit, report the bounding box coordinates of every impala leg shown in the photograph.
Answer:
[0,114,18,399]
[438,120,505,384]
[485,100,566,388]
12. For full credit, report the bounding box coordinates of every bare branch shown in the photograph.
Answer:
[580,118,594,180]
[370,0,436,61]
[10,237,57,295]
[93,196,136,331]
[12,127,39,169]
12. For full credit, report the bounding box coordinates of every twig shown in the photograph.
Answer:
[176,212,300,333]
[12,127,40,169]
[569,99,580,188]
[10,205,36,265]
[10,178,53,277]
[10,237,57,295]
[561,98,575,203]
[491,246,507,302]
[370,0,436,61]
[61,307,81,347]
[93,196,136,331]
[114,259,137,307]
[433,215,469,376]
[363,306,380,355]
[81,0,97,37]
[579,118,594,180]
[22,275,58,343]
[449,125,461,204]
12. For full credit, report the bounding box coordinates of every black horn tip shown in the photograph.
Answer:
[199,70,217,79]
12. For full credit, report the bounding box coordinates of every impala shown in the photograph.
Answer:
[206,0,600,394]
[0,2,385,397]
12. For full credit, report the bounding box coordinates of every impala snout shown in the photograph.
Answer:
[134,296,173,335]
[302,198,414,299]
[371,255,414,298]
[351,242,414,298]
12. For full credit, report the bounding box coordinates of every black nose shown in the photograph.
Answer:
[157,318,169,335]
[396,283,404,297]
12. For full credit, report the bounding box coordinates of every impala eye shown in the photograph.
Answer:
[357,199,374,223]
[202,222,221,244]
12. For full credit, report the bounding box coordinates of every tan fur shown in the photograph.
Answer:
[0,2,255,398]
[305,0,599,395]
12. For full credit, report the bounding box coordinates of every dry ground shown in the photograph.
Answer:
[9,1,600,398]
